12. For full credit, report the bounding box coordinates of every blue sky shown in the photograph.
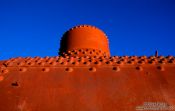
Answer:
[0,0,175,60]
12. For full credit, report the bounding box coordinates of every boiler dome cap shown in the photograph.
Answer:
[59,25,110,57]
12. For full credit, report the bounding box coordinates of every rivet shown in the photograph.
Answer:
[84,56,90,59]
[138,61,145,64]
[26,60,32,63]
[93,56,97,58]
[1,69,8,74]
[131,59,136,61]
[88,59,92,62]
[50,62,57,66]
[99,59,103,62]
[11,82,19,87]
[94,61,101,65]
[0,76,4,81]
[113,56,119,59]
[83,61,90,65]
[168,60,172,63]
[127,61,134,64]
[82,51,85,54]
[72,61,79,65]
[42,68,50,72]
[157,66,165,71]
[19,68,27,72]
[38,62,45,66]
[110,59,116,62]
[106,61,113,65]
[17,62,25,66]
[89,67,96,72]
[117,61,124,65]
[78,49,82,52]
[67,59,71,62]
[65,67,73,72]
[113,67,120,72]
[148,61,156,64]
[159,61,166,64]
[57,59,63,63]
[136,66,143,71]
[6,62,13,66]
[27,62,35,66]
[168,60,175,64]
[35,60,41,63]
[119,58,124,62]
[61,62,67,65]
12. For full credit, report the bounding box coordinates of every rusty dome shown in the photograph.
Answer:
[59,25,110,57]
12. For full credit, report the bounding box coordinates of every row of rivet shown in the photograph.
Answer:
[0,65,168,82]
[68,25,108,40]
[4,56,175,67]
[0,66,166,75]
[13,55,175,60]
[62,48,108,57]
[5,56,175,63]
[8,57,173,62]
[3,59,175,67]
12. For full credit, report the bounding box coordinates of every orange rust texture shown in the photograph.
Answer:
[0,25,175,111]
[59,25,110,57]
[0,56,175,111]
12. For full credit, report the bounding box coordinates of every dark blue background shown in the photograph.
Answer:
[0,0,175,60]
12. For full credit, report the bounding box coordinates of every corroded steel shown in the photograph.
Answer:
[0,25,175,111]
[59,25,110,57]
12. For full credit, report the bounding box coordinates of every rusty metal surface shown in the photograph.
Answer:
[59,25,110,57]
[0,56,175,111]
[0,25,175,111]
